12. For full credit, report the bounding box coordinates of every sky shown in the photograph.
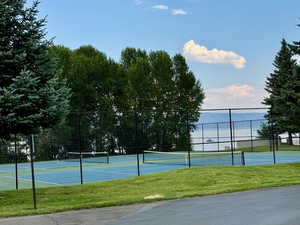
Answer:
[30,0,300,109]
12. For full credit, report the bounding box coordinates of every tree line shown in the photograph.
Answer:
[2,0,300,163]
[0,0,204,162]
[41,45,205,158]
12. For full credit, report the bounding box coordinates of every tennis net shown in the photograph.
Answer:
[66,152,109,164]
[143,150,245,166]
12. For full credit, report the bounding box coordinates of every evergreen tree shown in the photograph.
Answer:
[290,23,300,55]
[0,0,70,140]
[263,39,298,144]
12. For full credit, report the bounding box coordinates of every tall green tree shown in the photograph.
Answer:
[148,51,174,151]
[120,48,205,152]
[51,45,127,154]
[0,0,70,140]
[119,48,153,153]
[263,39,298,144]
[172,54,205,150]
[290,23,300,55]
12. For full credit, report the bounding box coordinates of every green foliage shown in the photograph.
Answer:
[0,138,27,164]
[289,23,300,55]
[118,48,204,153]
[47,46,205,156]
[257,123,273,139]
[0,0,70,140]
[263,39,300,143]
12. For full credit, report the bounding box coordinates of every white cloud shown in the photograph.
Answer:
[153,5,169,10]
[203,85,267,108]
[134,0,143,5]
[172,9,187,15]
[183,40,247,69]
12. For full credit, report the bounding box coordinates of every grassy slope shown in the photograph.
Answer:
[1,163,300,218]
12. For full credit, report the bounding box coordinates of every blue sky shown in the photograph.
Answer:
[32,0,300,108]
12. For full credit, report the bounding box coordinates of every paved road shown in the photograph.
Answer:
[1,185,300,225]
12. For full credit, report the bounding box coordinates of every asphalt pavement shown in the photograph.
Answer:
[1,185,300,225]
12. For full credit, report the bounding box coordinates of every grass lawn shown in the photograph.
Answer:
[237,144,300,152]
[1,163,300,218]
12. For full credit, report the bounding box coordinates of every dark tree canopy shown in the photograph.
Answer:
[0,0,70,139]
[48,46,205,155]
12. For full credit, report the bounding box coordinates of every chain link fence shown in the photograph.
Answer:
[2,107,300,209]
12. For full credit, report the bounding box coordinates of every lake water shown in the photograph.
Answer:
[192,112,267,151]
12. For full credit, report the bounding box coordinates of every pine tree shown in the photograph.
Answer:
[290,23,300,55]
[0,0,70,140]
[263,39,298,144]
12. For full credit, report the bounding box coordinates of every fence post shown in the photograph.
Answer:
[187,111,191,168]
[201,123,204,152]
[269,110,276,164]
[241,151,246,166]
[275,131,279,151]
[217,123,220,152]
[229,109,234,166]
[30,135,37,209]
[14,134,18,190]
[135,111,140,176]
[78,112,83,184]
[250,120,253,152]
[232,121,236,149]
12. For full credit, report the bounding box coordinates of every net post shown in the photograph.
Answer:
[30,135,37,209]
[187,110,191,168]
[241,151,245,166]
[106,152,109,164]
[229,109,234,166]
[14,134,18,190]
[78,112,83,184]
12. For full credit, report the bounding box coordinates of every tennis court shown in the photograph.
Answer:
[0,153,184,190]
[1,150,300,191]
[246,151,300,165]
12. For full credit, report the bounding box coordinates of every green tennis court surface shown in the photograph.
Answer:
[1,151,300,191]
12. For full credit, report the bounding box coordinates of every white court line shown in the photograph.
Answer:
[5,176,60,186]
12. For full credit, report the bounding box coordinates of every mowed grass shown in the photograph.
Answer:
[1,163,300,218]
[237,144,300,152]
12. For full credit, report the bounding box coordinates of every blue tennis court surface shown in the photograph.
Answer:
[245,151,300,165]
[1,151,300,191]
[18,163,184,185]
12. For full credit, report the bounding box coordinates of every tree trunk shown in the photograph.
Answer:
[159,131,163,152]
[96,134,103,152]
